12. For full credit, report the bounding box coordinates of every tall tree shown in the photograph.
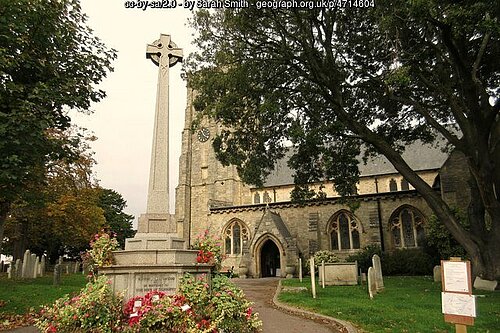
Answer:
[4,127,106,261]
[187,2,499,279]
[0,0,116,255]
[97,188,135,249]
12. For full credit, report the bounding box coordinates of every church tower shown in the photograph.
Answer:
[175,87,252,245]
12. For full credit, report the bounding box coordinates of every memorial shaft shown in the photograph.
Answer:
[145,34,183,214]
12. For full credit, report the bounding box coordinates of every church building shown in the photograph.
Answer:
[174,87,468,278]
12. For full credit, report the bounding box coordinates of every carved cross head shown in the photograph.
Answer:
[146,34,183,68]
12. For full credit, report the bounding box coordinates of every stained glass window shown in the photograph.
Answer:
[328,212,361,251]
[223,220,249,255]
[390,207,425,248]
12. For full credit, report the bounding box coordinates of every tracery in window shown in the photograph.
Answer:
[224,220,249,255]
[389,178,398,192]
[254,192,260,204]
[328,211,361,251]
[401,179,410,191]
[263,191,272,203]
[390,206,425,248]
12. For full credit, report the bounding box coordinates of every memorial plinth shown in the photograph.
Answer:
[99,249,211,299]
[101,34,211,299]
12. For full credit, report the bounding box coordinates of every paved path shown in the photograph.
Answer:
[234,278,341,333]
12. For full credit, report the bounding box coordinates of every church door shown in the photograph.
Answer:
[260,240,280,277]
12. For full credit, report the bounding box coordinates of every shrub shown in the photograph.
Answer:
[382,249,434,276]
[35,276,123,333]
[82,230,120,278]
[191,230,224,273]
[425,209,467,262]
[346,244,382,273]
[312,250,340,266]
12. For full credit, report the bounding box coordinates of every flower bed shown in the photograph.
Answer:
[35,274,261,332]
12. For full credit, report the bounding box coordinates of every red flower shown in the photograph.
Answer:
[246,307,253,319]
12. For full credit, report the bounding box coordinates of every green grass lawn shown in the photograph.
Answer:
[280,276,499,333]
[0,273,87,315]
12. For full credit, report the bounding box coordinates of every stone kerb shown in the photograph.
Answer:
[372,254,384,291]
[367,267,377,299]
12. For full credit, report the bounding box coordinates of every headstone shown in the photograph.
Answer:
[361,272,367,282]
[39,255,46,277]
[31,254,38,278]
[58,256,63,265]
[74,262,79,274]
[310,257,316,299]
[21,250,30,278]
[0,260,4,273]
[7,264,12,279]
[15,259,21,278]
[368,266,377,299]
[372,254,384,291]
[65,265,69,275]
[53,263,61,286]
[298,258,303,282]
[321,261,326,288]
[433,265,441,282]
[473,276,498,291]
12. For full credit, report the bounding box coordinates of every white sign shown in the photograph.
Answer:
[443,261,470,293]
[442,292,476,317]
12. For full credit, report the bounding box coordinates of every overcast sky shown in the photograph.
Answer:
[75,1,196,227]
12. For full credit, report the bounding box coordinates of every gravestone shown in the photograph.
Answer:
[15,259,21,278]
[53,263,62,286]
[318,262,359,286]
[74,262,79,274]
[372,254,384,291]
[473,276,497,291]
[99,34,211,299]
[40,255,46,277]
[31,254,38,278]
[0,260,3,273]
[433,265,441,282]
[21,250,30,278]
[368,266,377,299]
[7,264,12,279]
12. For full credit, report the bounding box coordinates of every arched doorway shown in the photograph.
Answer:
[260,240,280,277]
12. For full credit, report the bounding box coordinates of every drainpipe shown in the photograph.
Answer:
[374,178,385,252]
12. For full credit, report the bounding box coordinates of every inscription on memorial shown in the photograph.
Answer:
[135,273,177,294]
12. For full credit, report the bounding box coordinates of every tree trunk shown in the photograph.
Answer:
[0,201,11,257]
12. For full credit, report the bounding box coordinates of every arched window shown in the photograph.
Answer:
[263,191,272,203]
[401,179,409,191]
[328,211,361,251]
[389,178,398,192]
[390,206,425,248]
[254,192,260,204]
[224,220,249,255]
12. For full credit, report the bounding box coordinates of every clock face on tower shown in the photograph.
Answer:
[197,127,210,142]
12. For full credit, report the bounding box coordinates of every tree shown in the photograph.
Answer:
[97,188,135,248]
[187,2,499,279]
[4,128,106,261]
[0,0,116,255]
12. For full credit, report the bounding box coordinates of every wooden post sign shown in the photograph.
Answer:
[441,258,476,333]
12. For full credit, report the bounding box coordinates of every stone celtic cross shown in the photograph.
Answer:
[145,34,183,215]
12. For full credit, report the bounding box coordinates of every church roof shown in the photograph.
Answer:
[263,140,450,187]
